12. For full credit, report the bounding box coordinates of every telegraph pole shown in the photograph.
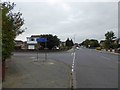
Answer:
[74,34,76,51]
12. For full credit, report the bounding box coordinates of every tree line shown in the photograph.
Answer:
[80,31,119,50]
[81,39,99,48]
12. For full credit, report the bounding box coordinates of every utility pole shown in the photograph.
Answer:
[74,34,76,52]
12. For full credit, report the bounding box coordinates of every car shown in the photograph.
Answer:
[76,47,80,50]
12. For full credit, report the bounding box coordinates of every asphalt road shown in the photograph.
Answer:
[47,48,119,88]
[12,48,119,88]
[75,48,118,88]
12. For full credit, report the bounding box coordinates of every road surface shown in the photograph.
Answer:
[75,48,118,88]
[4,48,119,88]
[47,48,118,88]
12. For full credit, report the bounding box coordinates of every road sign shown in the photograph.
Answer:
[36,38,47,42]
[36,38,47,61]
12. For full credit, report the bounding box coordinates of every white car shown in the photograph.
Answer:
[76,47,80,50]
[56,47,59,50]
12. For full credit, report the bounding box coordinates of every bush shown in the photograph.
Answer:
[96,47,102,50]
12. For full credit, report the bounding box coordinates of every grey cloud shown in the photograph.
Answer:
[14,2,118,43]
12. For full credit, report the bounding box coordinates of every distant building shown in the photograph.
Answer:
[100,40,105,48]
[118,38,120,47]
[14,40,26,50]
[59,41,66,47]
[100,38,120,49]
[26,35,40,50]
[74,43,79,47]
[26,35,46,50]
[114,38,120,48]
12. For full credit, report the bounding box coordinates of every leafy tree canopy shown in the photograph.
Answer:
[65,38,74,47]
[81,39,99,48]
[2,2,24,60]
[104,31,116,49]
[38,34,60,50]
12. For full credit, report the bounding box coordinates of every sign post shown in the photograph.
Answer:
[45,41,47,61]
[36,43,39,61]
[36,38,47,61]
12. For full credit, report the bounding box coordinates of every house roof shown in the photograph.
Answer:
[31,35,41,38]
[15,40,23,43]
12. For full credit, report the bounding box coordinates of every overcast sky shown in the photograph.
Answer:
[3,0,118,43]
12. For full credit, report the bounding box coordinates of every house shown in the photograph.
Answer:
[22,41,27,50]
[59,41,66,47]
[114,38,120,48]
[27,35,39,50]
[26,35,42,50]
[100,40,105,48]
[14,40,26,50]
[118,38,120,47]
[59,41,66,50]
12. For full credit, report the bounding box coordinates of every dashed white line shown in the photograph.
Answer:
[30,57,36,59]
[71,52,76,72]
[70,51,76,89]
[72,65,74,69]
[71,69,74,72]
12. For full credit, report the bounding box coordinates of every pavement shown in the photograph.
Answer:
[2,54,71,88]
[96,49,120,55]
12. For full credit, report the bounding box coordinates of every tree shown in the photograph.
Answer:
[2,2,24,81]
[89,39,99,48]
[104,31,116,49]
[39,34,60,50]
[81,39,99,48]
[65,38,74,49]
[70,39,74,46]
[81,39,90,48]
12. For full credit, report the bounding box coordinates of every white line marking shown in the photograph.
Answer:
[72,69,74,72]
[72,63,74,66]
[71,52,76,72]
[30,57,36,59]
[73,52,75,65]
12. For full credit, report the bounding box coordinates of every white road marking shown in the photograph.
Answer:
[72,69,74,72]
[71,52,76,88]
[71,52,76,72]
[30,57,36,59]
[72,63,74,66]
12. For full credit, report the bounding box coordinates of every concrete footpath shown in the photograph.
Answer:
[2,56,71,88]
[96,49,120,55]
